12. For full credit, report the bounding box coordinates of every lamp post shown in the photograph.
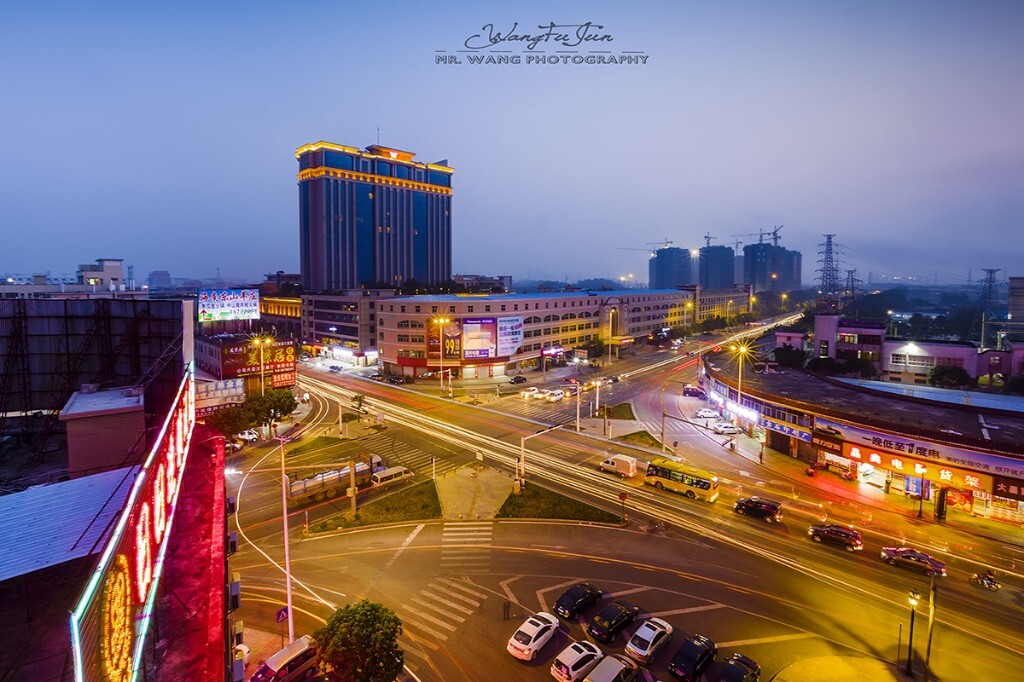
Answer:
[731,342,751,423]
[904,589,921,676]
[519,424,567,490]
[275,436,295,644]
[433,316,451,398]
[250,336,271,397]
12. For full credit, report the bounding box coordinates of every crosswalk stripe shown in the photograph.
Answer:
[401,605,458,632]
[400,618,450,642]
[412,595,470,619]
[416,591,474,615]
[443,580,489,600]
[426,584,482,607]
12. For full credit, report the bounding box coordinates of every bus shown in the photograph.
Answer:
[644,458,719,502]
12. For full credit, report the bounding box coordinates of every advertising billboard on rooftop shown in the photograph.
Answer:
[197,289,260,322]
[462,317,497,359]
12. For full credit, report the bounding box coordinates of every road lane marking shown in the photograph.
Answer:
[500,576,523,603]
[648,604,727,618]
[427,583,482,607]
[444,580,489,600]
[536,578,585,613]
[716,632,816,648]
[412,595,469,619]
[382,523,424,571]
[400,617,450,643]
[418,590,475,614]
[402,605,458,632]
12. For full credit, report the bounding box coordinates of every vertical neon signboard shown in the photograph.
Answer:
[70,364,195,681]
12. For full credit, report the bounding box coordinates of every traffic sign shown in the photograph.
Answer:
[618,492,628,502]
[276,607,288,623]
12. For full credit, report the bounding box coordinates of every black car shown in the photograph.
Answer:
[386,376,405,385]
[733,497,783,523]
[370,373,384,381]
[586,600,639,643]
[807,524,863,552]
[715,653,761,682]
[553,582,603,619]
[668,634,717,681]
[510,375,528,384]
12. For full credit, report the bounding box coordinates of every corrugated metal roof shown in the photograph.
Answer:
[0,467,138,582]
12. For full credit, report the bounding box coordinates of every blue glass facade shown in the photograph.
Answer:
[298,143,453,291]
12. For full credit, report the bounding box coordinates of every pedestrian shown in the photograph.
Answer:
[502,599,511,620]
[758,450,764,464]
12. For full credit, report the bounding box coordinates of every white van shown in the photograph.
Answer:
[547,389,565,402]
[599,455,639,478]
[371,466,414,487]
[248,635,318,682]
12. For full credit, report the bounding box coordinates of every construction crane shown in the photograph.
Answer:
[646,239,674,250]
[617,247,658,256]
[730,225,784,245]
[770,224,783,246]
[703,233,718,247]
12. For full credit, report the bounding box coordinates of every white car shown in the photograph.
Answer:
[624,617,673,664]
[237,429,260,442]
[534,389,554,400]
[521,387,539,399]
[695,408,720,419]
[550,640,603,681]
[507,612,559,661]
[712,422,741,435]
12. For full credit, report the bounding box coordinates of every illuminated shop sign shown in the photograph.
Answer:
[758,415,812,442]
[197,288,260,322]
[462,317,497,359]
[843,442,990,491]
[496,316,524,357]
[221,339,296,379]
[70,365,196,682]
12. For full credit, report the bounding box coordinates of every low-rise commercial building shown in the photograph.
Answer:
[300,289,395,366]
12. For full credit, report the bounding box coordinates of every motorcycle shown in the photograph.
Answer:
[805,466,818,477]
[969,573,1001,591]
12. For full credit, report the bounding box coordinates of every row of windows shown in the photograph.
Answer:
[396,334,425,343]
[396,319,426,328]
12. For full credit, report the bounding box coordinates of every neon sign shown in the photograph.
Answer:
[71,364,195,681]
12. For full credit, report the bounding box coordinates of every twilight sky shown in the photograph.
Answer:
[2,1,1022,287]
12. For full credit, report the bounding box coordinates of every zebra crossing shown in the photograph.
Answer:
[398,575,489,655]
[439,521,493,574]
[498,394,586,422]
[356,433,460,479]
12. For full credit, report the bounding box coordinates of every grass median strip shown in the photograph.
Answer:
[616,430,663,449]
[496,483,620,523]
[308,480,442,532]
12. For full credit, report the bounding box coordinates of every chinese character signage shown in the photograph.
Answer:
[844,442,992,492]
[758,415,812,442]
[462,317,497,358]
[70,365,196,681]
[428,321,462,361]
[994,475,1024,502]
[195,378,244,417]
[221,339,296,379]
[496,316,524,356]
[197,289,260,322]
[272,371,297,388]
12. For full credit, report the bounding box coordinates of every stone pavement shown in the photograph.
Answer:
[433,463,513,520]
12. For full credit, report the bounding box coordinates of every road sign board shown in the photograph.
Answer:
[276,607,288,623]
[618,492,628,502]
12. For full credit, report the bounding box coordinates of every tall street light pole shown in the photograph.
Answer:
[731,342,750,426]
[519,424,566,490]
[274,436,295,644]
[904,589,921,676]
[434,316,451,398]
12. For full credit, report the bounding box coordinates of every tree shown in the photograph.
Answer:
[771,343,806,369]
[928,365,974,389]
[806,356,843,375]
[205,406,253,439]
[352,393,367,414]
[266,389,298,419]
[313,600,403,682]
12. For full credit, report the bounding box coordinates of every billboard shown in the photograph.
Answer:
[496,316,524,357]
[221,339,296,379]
[427,322,461,361]
[195,378,245,417]
[197,289,260,322]
[70,365,196,682]
[462,317,497,359]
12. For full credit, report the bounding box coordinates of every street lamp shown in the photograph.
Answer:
[433,316,451,398]
[731,342,752,423]
[904,589,921,675]
[250,336,272,397]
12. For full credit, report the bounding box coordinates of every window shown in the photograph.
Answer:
[501,305,506,311]
[397,335,410,343]
[485,305,491,312]
[415,306,421,313]
[468,306,474,312]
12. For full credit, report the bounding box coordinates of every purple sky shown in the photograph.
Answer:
[2,1,1022,287]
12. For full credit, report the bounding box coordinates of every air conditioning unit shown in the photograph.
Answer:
[226,496,237,515]
[228,573,241,611]
[233,620,244,646]
[227,532,238,555]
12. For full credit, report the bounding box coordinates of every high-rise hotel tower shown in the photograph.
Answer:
[296,142,453,291]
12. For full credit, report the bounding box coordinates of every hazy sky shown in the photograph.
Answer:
[2,1,1022,287]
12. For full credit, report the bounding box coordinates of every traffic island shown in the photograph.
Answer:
[497,483,621,523]
[307,480,442,532]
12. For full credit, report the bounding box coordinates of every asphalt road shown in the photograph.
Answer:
[229,337,1024,681]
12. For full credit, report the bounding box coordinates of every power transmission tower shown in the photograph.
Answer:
[842,269,861,313]
[978,268,1001,348]
[816,234,841,315]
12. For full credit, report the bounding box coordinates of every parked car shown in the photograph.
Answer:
[226,441,243,452]
[521,387,539,398]
[551,641,603,682]
[667,634,717,681]
[386,376,405,385]
[715,653,761,682]
[880,547,947,576]
[370,373,384,381]
[807,524,863,552]
[510,375,528,384]
[712,422,741,434]
[507,612,559,661]
[553,582,603,619]
[586,600,640,643]
[582,654,639,682]
[695,408,720,419]
[328,365,342,372]
[624,617,673,664]
[734,497,783,523]
[682,385,706,398]
[237,430,260,442]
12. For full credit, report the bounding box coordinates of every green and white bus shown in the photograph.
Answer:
[644,458,719,502]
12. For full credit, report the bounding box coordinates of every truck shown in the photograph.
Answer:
[288,454,384,503]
